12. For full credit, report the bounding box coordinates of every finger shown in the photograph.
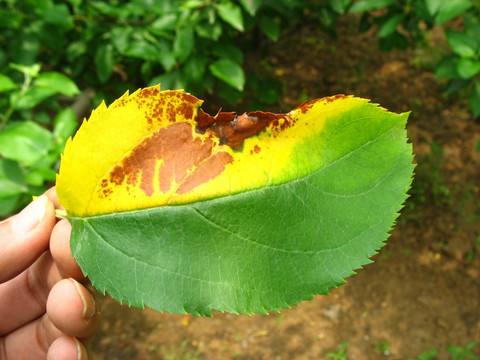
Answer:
[47,336,88,360]
[1,312,63,359]
[2,291,96,360]
[0,195,56,282]
[44,187,64,210]
[47,279,101,339]
[50,219,85,281]
[0,252,61,335]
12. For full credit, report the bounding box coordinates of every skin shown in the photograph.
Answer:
[0,188,100,360]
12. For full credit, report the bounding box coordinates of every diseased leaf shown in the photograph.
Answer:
[56,85,414,316]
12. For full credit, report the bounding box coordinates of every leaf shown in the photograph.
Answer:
[435,55,459,79]
[433,0,473,25]
[216,2,244,31]
[378,14,405,38]
[349,0,395,13]
[56,86,414,316]
[53,108,78,145]
[94,44,115,84]
[14,87,58,110]
[0,121,53,166]
[40,3,73,31]
[239,0,262,16]
[0,74,17,93]
[174,26,195,62]
[0,158,27,198]
[329,0,352,14]
[209,59,245,91]
[469,82,480,118]
[445,29,477,58]
[35,72,80,97]
[456,58,480,79]
[260,16,280,41]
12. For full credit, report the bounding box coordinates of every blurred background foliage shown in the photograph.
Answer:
[0,0,479,215]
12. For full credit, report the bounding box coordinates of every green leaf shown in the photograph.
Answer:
[15,87,58,110]
[211,43,244,64]
[124,40,159,61]
[0,9,22,28]
[425,0,443,15]
[0,121,53,166]
[445,29,477,58]
[25,167,56,186]
[174,26,195,62]
[53,108,78,145]
[378,14,405,38]
[435,55,458,79]
[209,59,245,91]
[0,74,18,93]
[238,0,262,16]
[216,2,244,31]
[0,196,22,217]
[329,0,352,14]
[469,82,480,118]
[260,16,280,41]
[94,44,115,84]
[434,0,473,25]
[0,158,27,198]
[196,22,223,40]
[10,63,41,78]
[349,0,395,12]
[36,72,80,97]
[40,3,73,31]
[456,58,480,79]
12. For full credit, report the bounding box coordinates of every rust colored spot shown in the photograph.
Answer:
[195,109,287,151]
[166,102,176,122]
[103,122,233,198]
[176,151,234,195]
[110,165,126,185]
[253,145,261,154]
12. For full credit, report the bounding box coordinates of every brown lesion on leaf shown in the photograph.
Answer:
[101,122,234,198]
[132,88,202,129]
[295,94,347,114]
[195,108,290,151]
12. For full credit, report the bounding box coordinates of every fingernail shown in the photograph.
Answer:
[11,195,49,235]
[70,278,96,320]
[74,338,87,360]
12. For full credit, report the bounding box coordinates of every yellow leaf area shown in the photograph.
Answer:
[57,85,365,217]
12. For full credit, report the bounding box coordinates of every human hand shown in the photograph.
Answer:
[0,188,101,360]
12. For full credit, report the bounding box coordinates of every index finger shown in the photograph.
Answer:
[0,195,56,283]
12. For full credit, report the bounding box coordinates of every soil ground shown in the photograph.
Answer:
[88,17,480,360]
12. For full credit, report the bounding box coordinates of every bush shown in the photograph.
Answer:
[350,0,480,118]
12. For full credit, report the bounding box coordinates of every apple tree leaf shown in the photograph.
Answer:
[56,85,414,316]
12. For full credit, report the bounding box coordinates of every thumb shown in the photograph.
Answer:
[0,195,56,283]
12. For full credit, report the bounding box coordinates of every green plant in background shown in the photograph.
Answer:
[411,349,439,360]
[0,0,350,107]
[375,339,391,356]
[326,341,350,360]
[350,0,480,119]
[447,340,479,360]
[0,63,78,215]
